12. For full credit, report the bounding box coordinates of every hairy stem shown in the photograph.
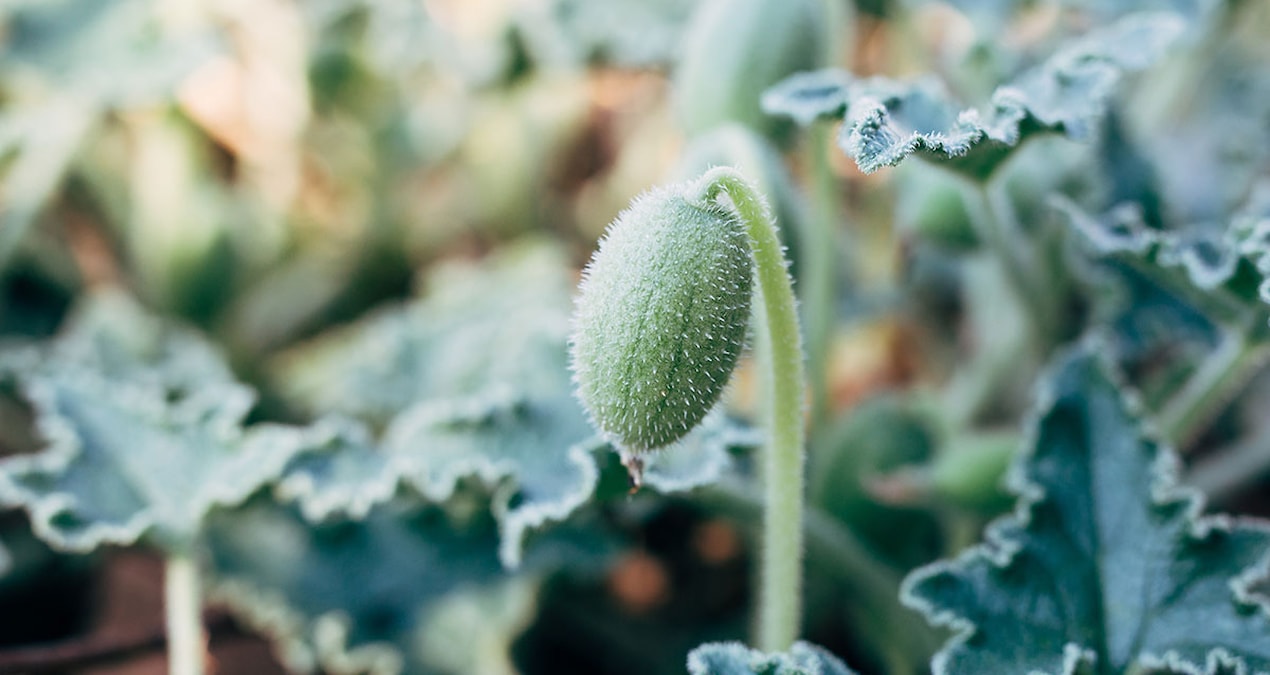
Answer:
[697,167,807,651]
[699,481,939,674]
[165,553,205,675]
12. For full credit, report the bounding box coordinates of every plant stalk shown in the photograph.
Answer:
[165,553,206,675]
[960,178,1058,351]
[1160,333,1270,450]
[802,122,842,431]
[699,168,807,652]
[699,481,939,674]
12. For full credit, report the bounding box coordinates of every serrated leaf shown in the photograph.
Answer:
[206,494,615,675]
[1055,188,1270,322]
[766,12,1186,177]
[272,417,398,523]
[273,244,574,427]
[384,388,599,568]
[760,69,853,126]
[901,343,1270,675]
[686,641,857,675]
[0,291,305,552]
[272,244,755,567]
[0,370,307,552]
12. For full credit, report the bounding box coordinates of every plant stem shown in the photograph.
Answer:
[1159,333,1270,450]
[165,553,205,675]
[802,123,842,431]
[697,167,807,652]
[698,481,939,674]
[1189,426,1270,503]
[960,178,1058,351]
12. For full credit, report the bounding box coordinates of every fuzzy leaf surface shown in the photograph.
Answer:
[0,292,302,551]
[687,641,857,675]
[765,12,1186,177]
[1055,184,1270,328]
[902,345,1270,674]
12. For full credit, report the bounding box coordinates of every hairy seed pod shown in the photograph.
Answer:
[570,182,752,456]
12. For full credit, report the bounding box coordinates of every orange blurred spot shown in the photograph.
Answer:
[607,551,669,614]
[693,520,741,566]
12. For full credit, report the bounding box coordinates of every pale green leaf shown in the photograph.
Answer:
[272,244,752,567]
[902,343,1270,675]
[687,641,857,675]
[765,12,1187,177]
[0,291,304,552]
[207,494,615,675]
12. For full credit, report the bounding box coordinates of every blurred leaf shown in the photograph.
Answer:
[272,417,398,523]
[902,344,1270,674]
[760,68,852,127]
[674,0,843,139]
[515,0,698,69]
[811,395,941,566]
[273,244,573,426]
[1055,184,1270,324]
[0,291,305,551]
[273,244,754,567]
[0,98,95,268]
[765,12,1186,177]
[207,494,615,675]
[0,0,220,105]
[687,641,857,675]
[383,387,599,569]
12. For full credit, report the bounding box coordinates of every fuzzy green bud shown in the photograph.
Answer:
[570,181,753,456]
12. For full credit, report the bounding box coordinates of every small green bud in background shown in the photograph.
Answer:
[570,180,753,473]
[673,0,849,140]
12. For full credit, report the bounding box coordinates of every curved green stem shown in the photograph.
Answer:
[165,552,205,675]
[696,167,807,652]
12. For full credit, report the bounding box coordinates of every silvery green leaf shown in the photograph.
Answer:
[272,417,398,523]
[773,12,1187,176]
[0,371,305,552]
[617,410,757,494]
[42,289,240,397]
[1056,188,1270,321]
[902,343,1270,675]
[686,641,857,675]
[840,76,984,175]
[384,388,599,568]
[272,244,574,427]
[207,494,614,675]
[273,244,753,567]
[760,69,853,126]
[1157,228,1241,291]
[0,291,306,552]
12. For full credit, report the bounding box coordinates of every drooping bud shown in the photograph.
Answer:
[570,181,753,460]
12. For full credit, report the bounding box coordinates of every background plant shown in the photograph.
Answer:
[0,0,1268,673]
